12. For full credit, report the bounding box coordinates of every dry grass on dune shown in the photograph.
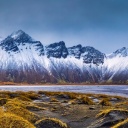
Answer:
[0,91,73,128]
[97,108,128,118]
[111,118,128,128]
[79,96,95,105]
[4,100,40,123]
[0,90,40,100]
[0,113,35,128]
[0,90,126,128]
[99,98,112,106]
[40,91,95,105]
[0,106,35,128]
[35,118,70,128]
[50,97,59,102]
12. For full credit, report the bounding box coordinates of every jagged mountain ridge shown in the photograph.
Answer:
[0,30,127,84]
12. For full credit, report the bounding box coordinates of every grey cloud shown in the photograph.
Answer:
[0,0,128,53]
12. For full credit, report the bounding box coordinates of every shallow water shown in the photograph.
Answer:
[0,85,127,97]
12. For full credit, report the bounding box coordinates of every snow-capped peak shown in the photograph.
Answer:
[114,47,128,56]
[10,30,33,42]
[10,30,25,39]
[108,47,128,58]
[11,30,24,38]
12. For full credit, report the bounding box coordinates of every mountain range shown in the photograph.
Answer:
[0,30,128,84]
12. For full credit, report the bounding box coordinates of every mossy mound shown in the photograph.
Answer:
[0,113,35,128]
[35,118,70,128]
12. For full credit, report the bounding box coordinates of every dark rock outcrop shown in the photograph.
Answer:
[68,44,82,59]
[45,41,68,58]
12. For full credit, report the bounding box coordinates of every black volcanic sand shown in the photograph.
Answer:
[0,91,127,128]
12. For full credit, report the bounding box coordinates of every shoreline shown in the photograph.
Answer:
[0,83,128,86]
[0,85,127,98]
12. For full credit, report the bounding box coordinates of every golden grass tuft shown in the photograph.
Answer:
[14,91,40,100]
[17,95,32,101]
[24,91,40,100]
[111,118,128,128]
[0,107,5,114]
[50,97,59,102]
[26,104,46,111]
[0,91,12,99]
[4,100,40,123]
[115,101,128,107]
[97,108,128,117]
[0,91,39,100]
[0,113,35,128]
[79,96,95,105]
[99,98,112,106]
[41,91,80,99]
[68,99,77,105]
[97,94,110,99]
[35,118,69,128]
[5,98,29,108]
[66,92,79,99]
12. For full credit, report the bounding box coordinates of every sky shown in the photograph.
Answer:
[0,0,128,53]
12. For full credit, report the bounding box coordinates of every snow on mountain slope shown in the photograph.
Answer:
[108,47,128,58]
[102,47,128,82]
[0,30,44,66]
[0,30,127,83]
[105,56,128,72]
[105,47,128,71]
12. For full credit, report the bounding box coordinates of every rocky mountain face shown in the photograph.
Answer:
[68,45,105,65]
[0,30,127,84]
[45,41,68,58]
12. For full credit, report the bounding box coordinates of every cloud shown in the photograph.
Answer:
[0,0,128,53]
